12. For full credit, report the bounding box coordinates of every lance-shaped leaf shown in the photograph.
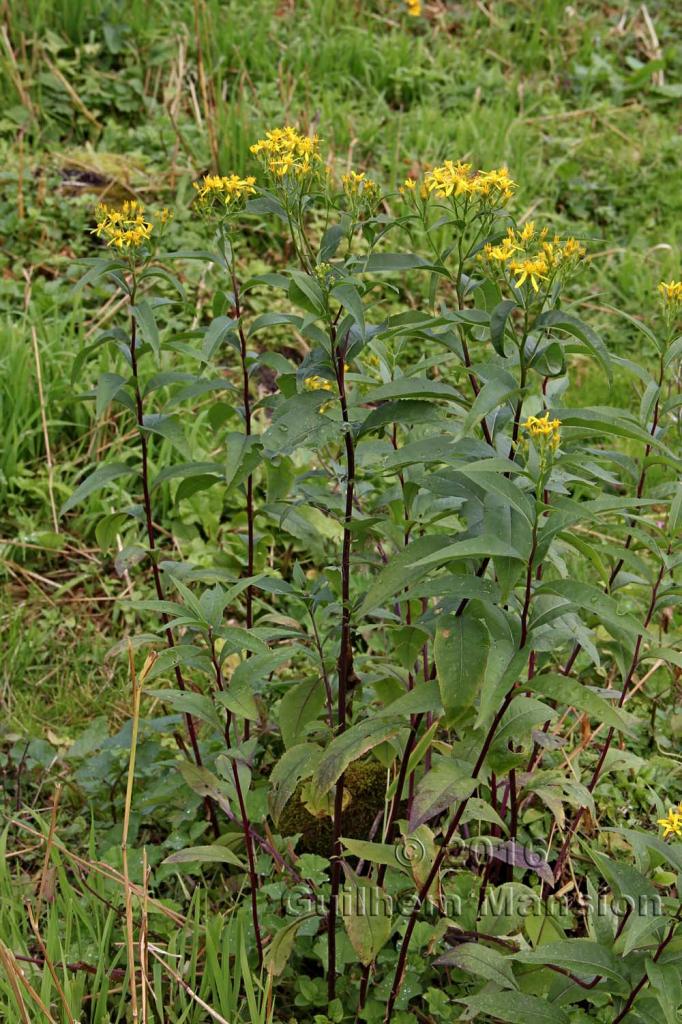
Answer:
[490,298,517,357]
[536,309,611,381]
[359,534,451,614]
[163,845,245,869]
[487,839,554,886]
[340,868,393,966]
[141,414,191,458]
[435,941,518,989]
[265,914,317,977]
[278,677,326,749]
[434,614,489,714]
[331,282,365,339]
[409,762,477,830]
[310,719,400,802]
[514,938,624,982]
[527,673,636,733]
[459,991,569,1024]
[145,689,223,732]
[200,315,238,361]
[269,743,321,824]
[131,299,160,356]
[61,462,137,514]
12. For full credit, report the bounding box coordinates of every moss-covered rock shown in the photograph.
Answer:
[278,758,390,857]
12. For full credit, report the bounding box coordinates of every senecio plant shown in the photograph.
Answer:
[69,125,682,1024]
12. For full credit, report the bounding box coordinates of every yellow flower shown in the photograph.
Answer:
[305,375,333,392]
[658,280,682,305]
[484,230,520,262]
[423,160,515,205]
[481,224,586,293]
[193,173,256,212]
[523,413,561,450]
[92,200,154,251]
[406,0,422,15]
[658,806,682,840]
[342,170,380,208]
[251,126,322,180]
[509,255,549,292]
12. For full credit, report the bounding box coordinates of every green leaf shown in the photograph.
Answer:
[61,462,136,514]
[279,677,326,749]
[646,959,682,1024]
[411,535,525,571]
[460,991,569,1024]
[73,257,125,293]
[141,414,191,458]
[263,392,336,456]
[537,310,611,381]
[340,838,407,871]
[460,377,519,436]
[492,697,556,751]
[340,869,392,965]
[95,372,128,417]
[435,614,489,714]
[288,270,326,316]
[331,282,365,338]
[152,461,223,490]
[490,299,518,357]
[436,941,518,989]
[145,689,222,731]
[214,683,259,722]
[364,378,461,403]
[535,579,646,637]
[359,535,451,614]
[201,315,238,361]
[131,299,160,357]
[265,914,316,977]
[354,252,439,274]
[409,762,477,830]
[514,938,624,982]
[527,673,636,733]
[376,678,443,719]
[551,407,669,451]
[311,720,400,801]
[269,743,321,824]
[163,845,245,869]
[669,483,682,535]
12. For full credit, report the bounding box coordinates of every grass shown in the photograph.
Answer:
[0,1,681,1019]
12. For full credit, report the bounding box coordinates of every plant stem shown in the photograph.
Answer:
[231,264,255,742]
[328,335,356,1002]
[384,685,518,1023]
[127,290,217,833]
[209,637,263,967]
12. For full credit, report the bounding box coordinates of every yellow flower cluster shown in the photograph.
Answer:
[93,200,157,251]
[193,173,256,210]
[342,170,380,217]
[658,280,682,306]
[424,161,515,204]
[399,177,428,199]
[250,126,321,179]
[483,223,586,293]
[305,375,334,392]
[658,804,682,839]
[406,0,422,15]
[342,170,380,204]
[523,413,561,449]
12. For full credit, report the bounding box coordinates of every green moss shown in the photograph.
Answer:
[278,758,393,857]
